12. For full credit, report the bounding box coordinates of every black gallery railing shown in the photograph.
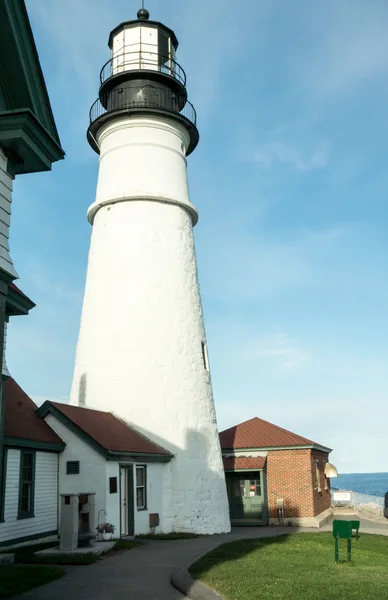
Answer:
[89,85,197,127]
[100,51,186,87]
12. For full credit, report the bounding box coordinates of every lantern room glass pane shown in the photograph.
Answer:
[159,31,169,65]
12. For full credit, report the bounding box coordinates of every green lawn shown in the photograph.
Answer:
[190,533,388,600]
[110,538,141,551]
[0,565,64,599]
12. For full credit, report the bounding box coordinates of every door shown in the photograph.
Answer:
[120,466,135,536]
[244,476,264,519]
[227,472,266,522]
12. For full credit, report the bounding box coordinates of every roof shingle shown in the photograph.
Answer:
[4,379,64,446]
[220,417,328,450]
[48,402,171,456]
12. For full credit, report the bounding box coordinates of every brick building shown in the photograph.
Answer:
[220,417,336,527]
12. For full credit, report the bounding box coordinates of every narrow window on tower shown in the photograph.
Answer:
[201,342,209,371]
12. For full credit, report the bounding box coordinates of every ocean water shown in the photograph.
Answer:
[334,473,388,498]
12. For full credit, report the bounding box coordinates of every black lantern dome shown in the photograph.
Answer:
[88,9,198,155]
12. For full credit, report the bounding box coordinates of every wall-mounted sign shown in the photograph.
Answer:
[332,491,351,502]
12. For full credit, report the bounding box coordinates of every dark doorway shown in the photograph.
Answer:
[225,471,268,525]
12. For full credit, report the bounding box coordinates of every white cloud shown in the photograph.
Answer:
[254,141,330,172]
[256,328,312,370]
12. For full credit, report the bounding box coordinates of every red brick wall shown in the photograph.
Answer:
[266,449,331,519]
[311,450,331,516]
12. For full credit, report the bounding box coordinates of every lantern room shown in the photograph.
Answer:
[101,9,185,89]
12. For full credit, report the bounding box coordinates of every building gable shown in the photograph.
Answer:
[0,0,64,174]
[220,417,331,453]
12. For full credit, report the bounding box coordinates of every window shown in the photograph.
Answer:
[66,461,80,475]
[201,342,209,371]
[18,451,35,519]
[249,477,261,497]
[315,460,321,492]
[0,448,7,521]
[136,466,147,510]
[158,31,169,66]
[109,477,118,494]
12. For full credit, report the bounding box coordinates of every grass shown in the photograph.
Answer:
[0,565,64,599]
[10,542,99,565]
[136,532,200,540]
[190,533,388,600]
[110,538,141,551]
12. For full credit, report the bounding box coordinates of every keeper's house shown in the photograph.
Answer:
[220,417,337,528]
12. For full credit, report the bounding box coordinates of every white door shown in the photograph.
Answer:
[120,466,134,536]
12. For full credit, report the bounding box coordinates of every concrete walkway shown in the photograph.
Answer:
[14,517,388,600]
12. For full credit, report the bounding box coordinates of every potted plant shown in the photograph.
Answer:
[96,522,115,541]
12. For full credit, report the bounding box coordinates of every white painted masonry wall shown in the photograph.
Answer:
[105,461,120,534]
[105,461,168,536]
[133,462,167,535]
[0,449,58,546]
[44,414,108,519]
[69,114,230,534]
[0,147,18,278]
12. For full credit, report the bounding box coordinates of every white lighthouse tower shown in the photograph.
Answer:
[69,7,231,534]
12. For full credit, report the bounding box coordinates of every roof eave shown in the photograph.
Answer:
[221,444,332,453]
[107,451,173,463]
[4,435,65,452]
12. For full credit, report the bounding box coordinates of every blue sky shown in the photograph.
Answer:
[8,0,388,473]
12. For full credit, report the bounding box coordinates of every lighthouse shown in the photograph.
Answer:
[69,8,231,534]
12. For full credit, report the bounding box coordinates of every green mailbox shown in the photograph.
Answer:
[333,519,360,562]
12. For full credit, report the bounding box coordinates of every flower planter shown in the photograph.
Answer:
[102,533,112,541]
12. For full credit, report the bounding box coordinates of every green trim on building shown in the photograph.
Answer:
[224,468,264,473]
[0,109,64,175]
[6,282,35,316]
[0,529,58,548]
[222,444,332,453]
[4,437,65,452]
[107,452,172,463]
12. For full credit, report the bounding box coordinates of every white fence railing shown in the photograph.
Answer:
[332,489,385,519]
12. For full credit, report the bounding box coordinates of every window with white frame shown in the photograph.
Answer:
[136,465,147,510]
[315,460,321,492]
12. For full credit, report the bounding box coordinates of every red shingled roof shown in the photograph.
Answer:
[223,456,266,471]
[220,417,325,450]
[4,379,64,446]
[48,402,171,456]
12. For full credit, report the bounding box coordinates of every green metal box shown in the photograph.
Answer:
[333,519,360,539]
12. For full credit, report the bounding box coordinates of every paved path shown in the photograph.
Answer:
[14,517,388,600]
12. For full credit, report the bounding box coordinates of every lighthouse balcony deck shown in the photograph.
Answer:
[88,85,199,154]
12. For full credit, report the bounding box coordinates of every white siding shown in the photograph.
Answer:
[45,414,108,520]
[0,147,17,278]
[2,322,10,378]
[133,462,168,535]
[105,461,120,534]
[0,449,58,545]
[106,461,170,536]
